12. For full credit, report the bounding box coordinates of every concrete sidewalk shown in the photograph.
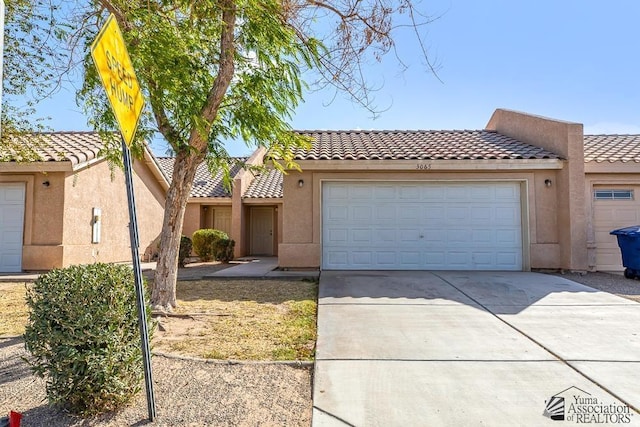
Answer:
[0,258,319,281]
[313,271,640,426]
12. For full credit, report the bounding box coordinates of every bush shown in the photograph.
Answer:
[179,235,193,268]
[216,238,235,263]
[192,229,235,263]
[23,263,153,416]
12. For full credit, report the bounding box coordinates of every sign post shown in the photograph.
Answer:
[90,14,155,422]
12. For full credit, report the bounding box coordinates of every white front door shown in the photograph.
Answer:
[0,183,26,272]
[251,207,274,256]
[322,181,523,270]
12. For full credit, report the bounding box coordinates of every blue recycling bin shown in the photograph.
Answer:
[610,225,640,279]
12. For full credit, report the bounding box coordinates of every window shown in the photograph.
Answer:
[594,189,634,200]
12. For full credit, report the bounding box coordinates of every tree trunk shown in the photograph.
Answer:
[151,151,201,311]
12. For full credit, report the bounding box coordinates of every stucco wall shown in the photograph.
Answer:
[58,157,165,267]
[279,169,564,270]
[1,172,66,270]
[486,109,587,270]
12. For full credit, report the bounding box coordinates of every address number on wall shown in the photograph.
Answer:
[416,164,432,170]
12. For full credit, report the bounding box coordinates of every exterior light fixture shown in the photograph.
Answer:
[298,179,304,188]
[42,180,50,187]
[544,179,552,187]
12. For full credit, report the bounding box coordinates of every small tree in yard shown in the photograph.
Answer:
[23,263,153,416]
[11,1,438,311]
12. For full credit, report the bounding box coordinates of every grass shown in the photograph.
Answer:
[153,279,318,361]
[0,282,30,336]
[0,279,318,361]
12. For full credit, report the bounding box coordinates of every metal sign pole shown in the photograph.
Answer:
[121,138,156,421]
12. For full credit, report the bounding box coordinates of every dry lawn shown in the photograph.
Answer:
[153,279,317,361]
[0,279,318,362]
[0,282,30,336]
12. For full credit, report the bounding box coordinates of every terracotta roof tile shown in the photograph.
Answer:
[156,157,245,198]
[2,132,105,164]
[244,169,283,199]
[584,134,640,163]
[291,130,561,161]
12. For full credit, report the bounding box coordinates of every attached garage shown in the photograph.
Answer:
[322,181,524,270]
[0,183,26,273]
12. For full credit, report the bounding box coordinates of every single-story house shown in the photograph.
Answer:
[2,109,639,273]
[276,109,640,272]
[0,132,167,272]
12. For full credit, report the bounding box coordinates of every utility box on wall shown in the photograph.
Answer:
[92,207,102,244]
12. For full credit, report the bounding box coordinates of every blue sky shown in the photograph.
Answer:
[33,0,640,157]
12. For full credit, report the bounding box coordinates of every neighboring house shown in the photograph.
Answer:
[4,109,640,274]
[157,148,284,259]
[584,135,640,271]
[0,132,167,272]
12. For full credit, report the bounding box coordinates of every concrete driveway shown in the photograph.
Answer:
[313,271,640,426]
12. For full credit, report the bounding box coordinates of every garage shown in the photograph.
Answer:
[592,186,640,271]
[322,181,524,270]
[0,183,26,273]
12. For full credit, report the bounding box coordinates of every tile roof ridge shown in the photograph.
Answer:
[295,128,488,134]
[39,130,103,135]
[584,133,640,137]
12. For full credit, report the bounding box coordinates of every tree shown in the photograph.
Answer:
[1,0,67,160]
[12,1,437,311]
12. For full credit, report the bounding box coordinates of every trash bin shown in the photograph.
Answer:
[610,226,640,279]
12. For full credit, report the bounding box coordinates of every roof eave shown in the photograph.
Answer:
[585,160,640,174]
[242,197,283,204]
[282,158,565,171]
[187,197,232,204]
[0,161,74,172]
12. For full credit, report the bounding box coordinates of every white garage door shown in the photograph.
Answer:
[0,183,26,273]
[593,187,640,271]
[322,182,523,270]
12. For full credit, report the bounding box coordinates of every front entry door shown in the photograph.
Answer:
[251,207,274,255]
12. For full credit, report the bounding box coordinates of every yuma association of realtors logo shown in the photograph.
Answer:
[544,386,634,424]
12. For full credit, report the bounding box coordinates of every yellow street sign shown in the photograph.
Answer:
[90,14,144,147]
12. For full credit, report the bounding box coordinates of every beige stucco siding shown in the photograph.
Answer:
[486,109,587,270]
[58,158,165,267]
[1,172,66,270]
[279,168,564,270]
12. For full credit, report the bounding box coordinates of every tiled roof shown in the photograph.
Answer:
[244,169,283,199]
[584,134,640,163]
[156,157,245,198]
[3,132,105,165]
[290,130,561,161]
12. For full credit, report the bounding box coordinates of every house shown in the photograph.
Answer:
[155,148,284,259]
[0,132,167,272]
[275,109,640,273]
[3,109,639,274]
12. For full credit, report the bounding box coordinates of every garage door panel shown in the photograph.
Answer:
[0,184,25,273]
[375,205,396,220]
[322,182,523,270]
[374,186,396,199]
[422,186,445,200]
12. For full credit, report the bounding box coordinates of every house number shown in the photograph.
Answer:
[416,164,432,170]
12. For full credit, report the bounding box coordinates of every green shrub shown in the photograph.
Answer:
[23,263,153,416]
[192,229,235,263]
[215,238,235,263]
[179,235,193,268]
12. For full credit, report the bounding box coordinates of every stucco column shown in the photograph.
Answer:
[486,109,588,270]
